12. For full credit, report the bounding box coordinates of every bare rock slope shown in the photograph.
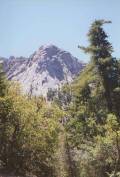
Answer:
[3,44,85,97]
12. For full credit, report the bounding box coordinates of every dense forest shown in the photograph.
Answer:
[0,20,120,177]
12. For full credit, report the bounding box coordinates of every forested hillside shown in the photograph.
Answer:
[0,20,120,177]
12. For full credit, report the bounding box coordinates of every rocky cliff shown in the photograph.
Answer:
[3,44,85,97]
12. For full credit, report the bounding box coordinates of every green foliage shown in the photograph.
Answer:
[0,63,7,97]
[65,20,120,177]
[79,20,120,116]
[0,84,63,177]
[47,85,72,110]
[66,113,120,177]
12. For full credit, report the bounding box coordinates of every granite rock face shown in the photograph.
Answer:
[3,44,85,97]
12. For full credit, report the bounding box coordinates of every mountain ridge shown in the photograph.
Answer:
[2,44,85,97]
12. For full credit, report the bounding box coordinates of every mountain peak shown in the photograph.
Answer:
[3,45,85,97]
[30,44,60,62]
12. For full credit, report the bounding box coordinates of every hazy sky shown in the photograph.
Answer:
[0,0,120,62]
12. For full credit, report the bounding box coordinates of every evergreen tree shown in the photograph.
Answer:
[79,20,120,116]
[0,62,7,97]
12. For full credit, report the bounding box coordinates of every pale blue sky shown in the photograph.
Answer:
[0,0,120,62]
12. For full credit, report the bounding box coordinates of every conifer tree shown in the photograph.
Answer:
[0,62,7,97]
[79,20,120,115]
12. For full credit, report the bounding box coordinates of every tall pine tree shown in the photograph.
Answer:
[79,20,120,117]
[0,62,7,97]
